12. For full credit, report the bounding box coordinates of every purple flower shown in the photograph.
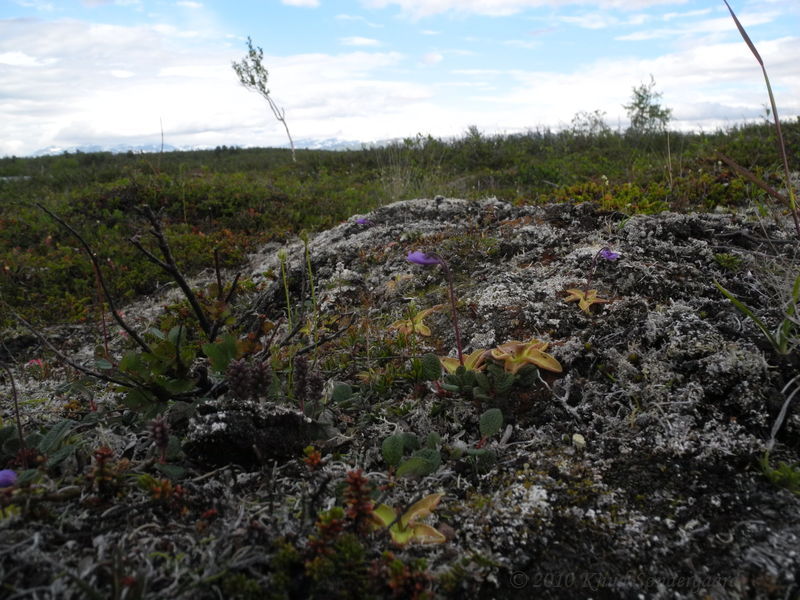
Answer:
[355,217,373,226]
[599,248,620,261]
[0,469,17,488]
[407,251,444,266]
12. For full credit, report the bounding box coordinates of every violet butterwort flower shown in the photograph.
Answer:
[407,250,463,365]
[599,248,620,261]
[407,251,444,266]
[355,217,373,226]
[0,469,17,488]
[584,246,621,293]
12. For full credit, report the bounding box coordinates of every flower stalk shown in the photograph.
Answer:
[407,251,464,366]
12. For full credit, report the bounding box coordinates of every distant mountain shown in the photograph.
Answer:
[291,137,368,151]
[31,143,181,156]
[27,137,399,158]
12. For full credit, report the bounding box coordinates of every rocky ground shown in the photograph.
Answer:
[2,197,800,599]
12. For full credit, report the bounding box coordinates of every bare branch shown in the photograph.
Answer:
[133,205,214,339]
[36,203,152,354]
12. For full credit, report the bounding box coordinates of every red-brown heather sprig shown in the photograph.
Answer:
[371,552,434,600]
[343,469,375,535]
[307,507,345,558]
[293,354,309,413]
[226,358,272,400]
[86,446,128,498]
[307,368,324,404]
[149,416,170,463]
[303,445,322,471]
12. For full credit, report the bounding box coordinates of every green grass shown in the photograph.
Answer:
[1,119,798,327]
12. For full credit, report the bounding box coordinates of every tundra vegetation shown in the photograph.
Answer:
[2,49,800,596]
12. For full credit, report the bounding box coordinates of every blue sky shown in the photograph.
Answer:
[0,0,798,156]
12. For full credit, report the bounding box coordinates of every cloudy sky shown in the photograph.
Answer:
[1,0,798,157]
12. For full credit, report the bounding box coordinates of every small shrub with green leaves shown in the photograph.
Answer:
[382,431,442,479]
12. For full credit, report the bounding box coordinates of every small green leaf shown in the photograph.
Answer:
[155,462,186,480]
[45,444,76,468]
[495,371,515,395]
[382,434,405,467]
[479,408,503,438]
[474,371,490,392]
[167,325,187,346]
[38,419,76,455]
[331,382,353,403]
[426,432,441,449]
[161,378,195,394]
[202,334,239,373]
[147,327,166,340]
[413,448,441,469]
[396,456,437,479]
[119,351,147,377]
[123,388,158,411]
[16,469,40,486]
[419,353,442,381]
[95,358,114,370]
[400,432,420,451]
[0,425,18,444]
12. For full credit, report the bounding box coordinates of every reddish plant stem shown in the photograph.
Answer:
[439,262,464,366]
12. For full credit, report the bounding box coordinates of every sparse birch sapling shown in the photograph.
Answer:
[407,251,464,366]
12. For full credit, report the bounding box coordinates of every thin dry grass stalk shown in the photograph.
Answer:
[723,0,799,237]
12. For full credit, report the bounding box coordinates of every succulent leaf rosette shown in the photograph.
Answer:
[490,339,562,374]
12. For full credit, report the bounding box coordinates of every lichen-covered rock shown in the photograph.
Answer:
[241,197,800,597]
[3,197,800,599]
[183,398,331,467]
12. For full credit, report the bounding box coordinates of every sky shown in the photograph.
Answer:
[0,0,799,157]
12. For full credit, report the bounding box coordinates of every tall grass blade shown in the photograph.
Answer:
[713,280,784,354]
[723,0,799,237]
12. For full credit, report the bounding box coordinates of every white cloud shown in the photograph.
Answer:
[663,8,712,21]
[617,11,778,41]
[361,0,689,19]
[281,0,319,7]
[557,12,650,29]
[340,36,381,46]
[504,39,540,49]
[465,36,800,131]
[176,1,203,8]
[0,50,51,66]
[15,0,55,11]
[335,14,384,27]
[0,7,798,156]
[421,51,443,64]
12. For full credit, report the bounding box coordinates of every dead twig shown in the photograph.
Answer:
[35,203,152,355]
[131,205,214,339]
